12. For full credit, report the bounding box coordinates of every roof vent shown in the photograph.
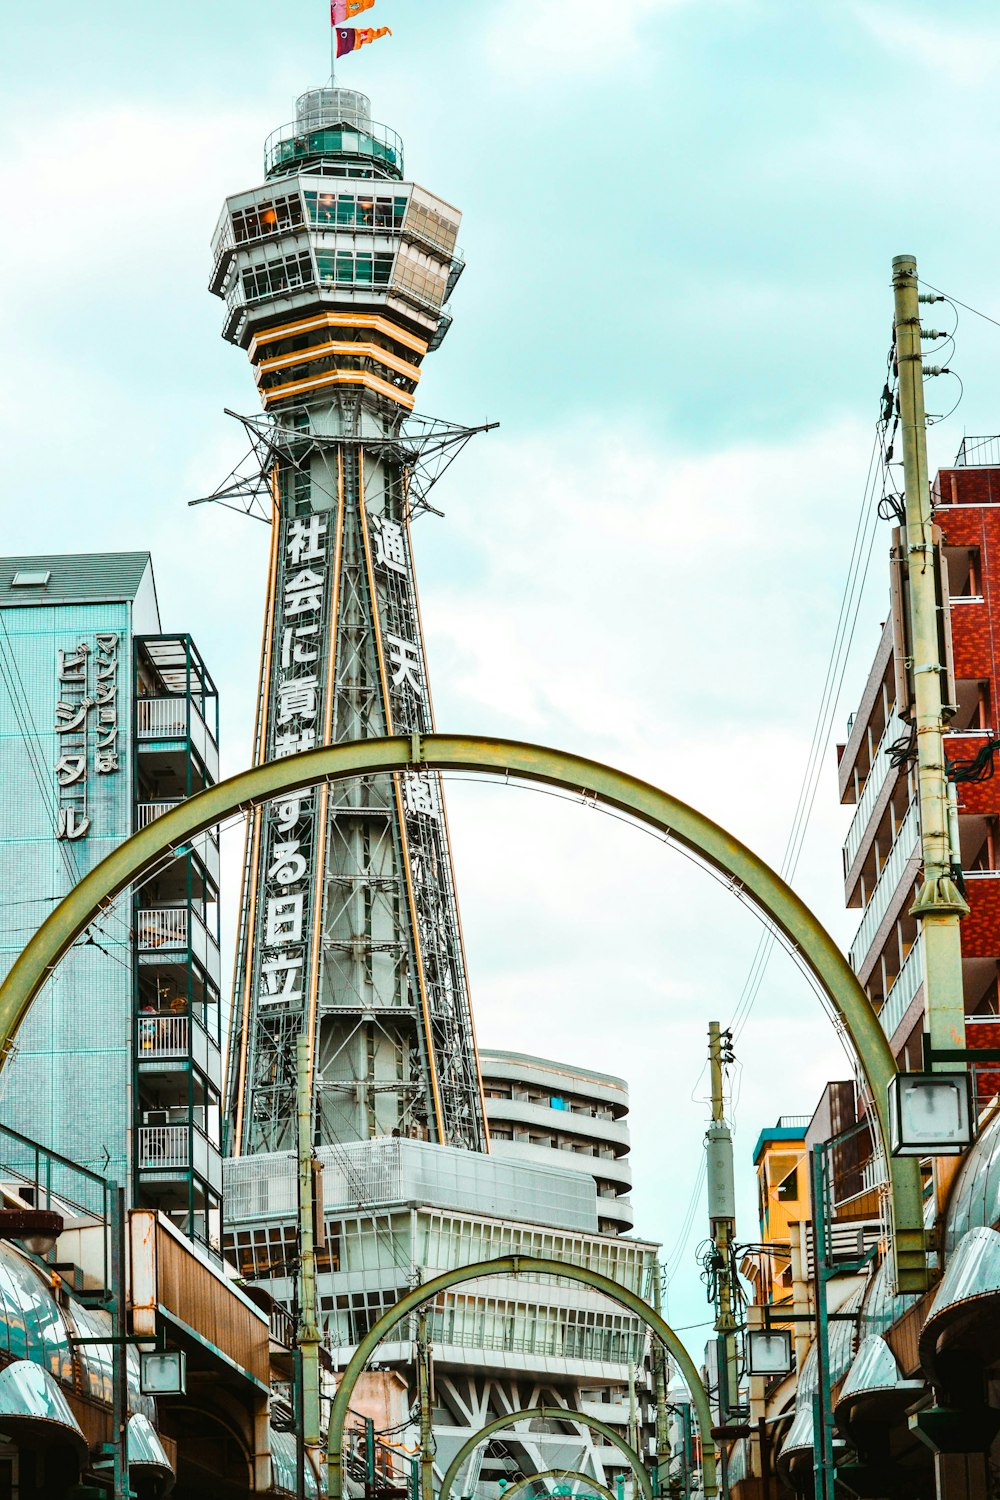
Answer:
[11,570,51,588]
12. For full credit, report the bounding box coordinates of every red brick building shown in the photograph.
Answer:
[837,441,1000,1101]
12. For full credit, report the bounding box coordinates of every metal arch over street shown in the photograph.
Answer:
[322,1257,718,1499]
[439,1406,654,1500]
[0,732,925,1289]
[501,1470,616,1500]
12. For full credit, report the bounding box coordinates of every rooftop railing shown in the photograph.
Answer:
[265,120,403,181]
[954,435,1000,467]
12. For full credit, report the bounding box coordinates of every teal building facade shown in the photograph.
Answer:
[0,553,223,1247]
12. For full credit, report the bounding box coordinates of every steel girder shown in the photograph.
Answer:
[0,732,927,1291]
[438,1406,654,1500]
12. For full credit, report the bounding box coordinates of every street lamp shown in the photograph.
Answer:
[0,1209,63,1257]
[746,1328,793,1379]
[887,1072,975,1157]
[139,1349,187,1396]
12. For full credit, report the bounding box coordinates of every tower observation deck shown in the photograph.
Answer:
[213,87,486,1159]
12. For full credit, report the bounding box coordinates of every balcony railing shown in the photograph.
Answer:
[137,699,188,738]
[136,1010,221,1082]
[137,1126,189,1170]
[843,714,900,875]
[136,909,188,949]
[878,935,924,1041]
[136,696,218,777]
[135,907,221,977]
[137,1015,188,1059]
[135,808,220,885]
[136,800,182,828]
[849,801,920,971]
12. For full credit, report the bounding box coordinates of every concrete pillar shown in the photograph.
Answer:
[934,1451,989,1500]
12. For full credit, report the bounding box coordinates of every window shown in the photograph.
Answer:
[241,250,313,303]
[304,191,407,231]
[318,251,394,289]
[11,570,50,587]
[946,546,982,600]
[232,194,304,243]
[776,1167,798,1202]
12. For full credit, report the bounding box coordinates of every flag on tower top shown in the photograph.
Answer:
[331,0,376,23]
[335,25,392,58]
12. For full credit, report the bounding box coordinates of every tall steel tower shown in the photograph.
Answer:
[213,87,488,1160]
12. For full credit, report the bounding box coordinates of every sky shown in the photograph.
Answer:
[4,0,1000,1350]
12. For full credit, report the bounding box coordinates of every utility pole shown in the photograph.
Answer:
[110,1185,130,1500]
[417,1310,435,1500]
[808,1147,836,1500]
[296,1034,322,1463]
[892,254,968,1063]
[651,1265,672,1498]
[706,1021,739,1492]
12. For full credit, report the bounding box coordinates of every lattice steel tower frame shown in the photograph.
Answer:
[214,87,488,1159]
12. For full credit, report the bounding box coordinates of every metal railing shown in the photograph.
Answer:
[136,1015,188,1059]
[136,908,188,949]
[135,907,220,976]
[877,935,924,1041]
[137,695,218,772]
[264,119,404,179]
[136,800,182,829]
[848,801,920,971]
[134,811,220,885]
[954,435,1000,468]
[137,1126,189,1170]
[843,714,900,874]
[137,698,187,738]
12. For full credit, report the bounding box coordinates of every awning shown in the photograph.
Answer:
[726,1436,748,1485]
[779,1401,815,1462]
[834,1335,923,1438]
[776,1401,848,1493]
[919,1226,1000,1378]
[0,1360,87,1455]
[270,1427,320,1498]
[128,1412,175,1481]
[943,1102,1000,1256]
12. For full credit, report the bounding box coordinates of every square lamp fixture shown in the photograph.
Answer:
[888,1072,975,1157]
[140,1349,187,1396]
[746,1328,794,1378]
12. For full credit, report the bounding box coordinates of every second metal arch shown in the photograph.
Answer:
[439,1406,653,1500]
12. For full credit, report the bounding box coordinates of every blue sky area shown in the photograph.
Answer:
[4,0,1000,1347]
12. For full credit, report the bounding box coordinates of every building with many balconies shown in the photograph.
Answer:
[836,441,1000,1103]
[479,1051,634,1235]
[0,553,223,1249]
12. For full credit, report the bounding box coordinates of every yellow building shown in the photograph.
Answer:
[743,1116,809,1309]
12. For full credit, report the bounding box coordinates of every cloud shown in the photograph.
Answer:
[478,0,699,83]
[854,5,1000,86]
[409,415,876,1330]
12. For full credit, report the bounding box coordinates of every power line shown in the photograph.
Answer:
[918,278,1000,334]
[727,369,896,1046]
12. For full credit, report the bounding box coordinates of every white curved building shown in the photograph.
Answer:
[479,1051,634,1235]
